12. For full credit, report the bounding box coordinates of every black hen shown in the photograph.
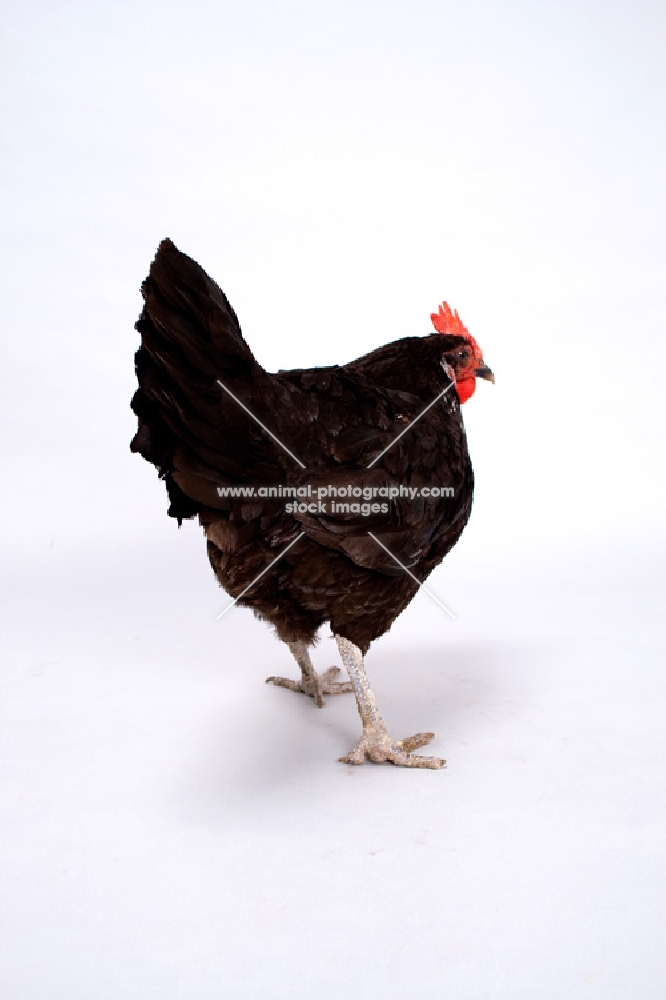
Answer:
[131,239,493,768]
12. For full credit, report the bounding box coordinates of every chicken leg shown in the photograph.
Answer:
[266,639,353,708]
[335,635,446,768]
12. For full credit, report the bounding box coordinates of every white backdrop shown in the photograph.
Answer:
[1,1,664,997]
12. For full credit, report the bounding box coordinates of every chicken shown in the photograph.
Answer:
[131,239,493,768]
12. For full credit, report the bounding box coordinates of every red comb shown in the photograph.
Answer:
[430,302,470,338]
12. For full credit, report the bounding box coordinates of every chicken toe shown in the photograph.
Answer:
[266,642,353,707]
[266,666,353,707]
[340,730,445,768]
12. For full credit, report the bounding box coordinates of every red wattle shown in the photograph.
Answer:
[456,377,476,404]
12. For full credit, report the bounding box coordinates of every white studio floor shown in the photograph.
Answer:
[1,534,663,999]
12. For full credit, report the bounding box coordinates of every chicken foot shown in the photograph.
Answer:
[266,639,353,708]
[335,635,446,769]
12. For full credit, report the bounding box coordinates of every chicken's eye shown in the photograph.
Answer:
[458,349,469,360]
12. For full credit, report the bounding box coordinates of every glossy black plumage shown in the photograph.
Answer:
[131,239,474,653]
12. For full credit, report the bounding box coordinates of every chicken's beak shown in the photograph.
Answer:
[474,365,495,384]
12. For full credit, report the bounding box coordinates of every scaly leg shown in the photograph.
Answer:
[266,639,353,708]
[335,635,445,769]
